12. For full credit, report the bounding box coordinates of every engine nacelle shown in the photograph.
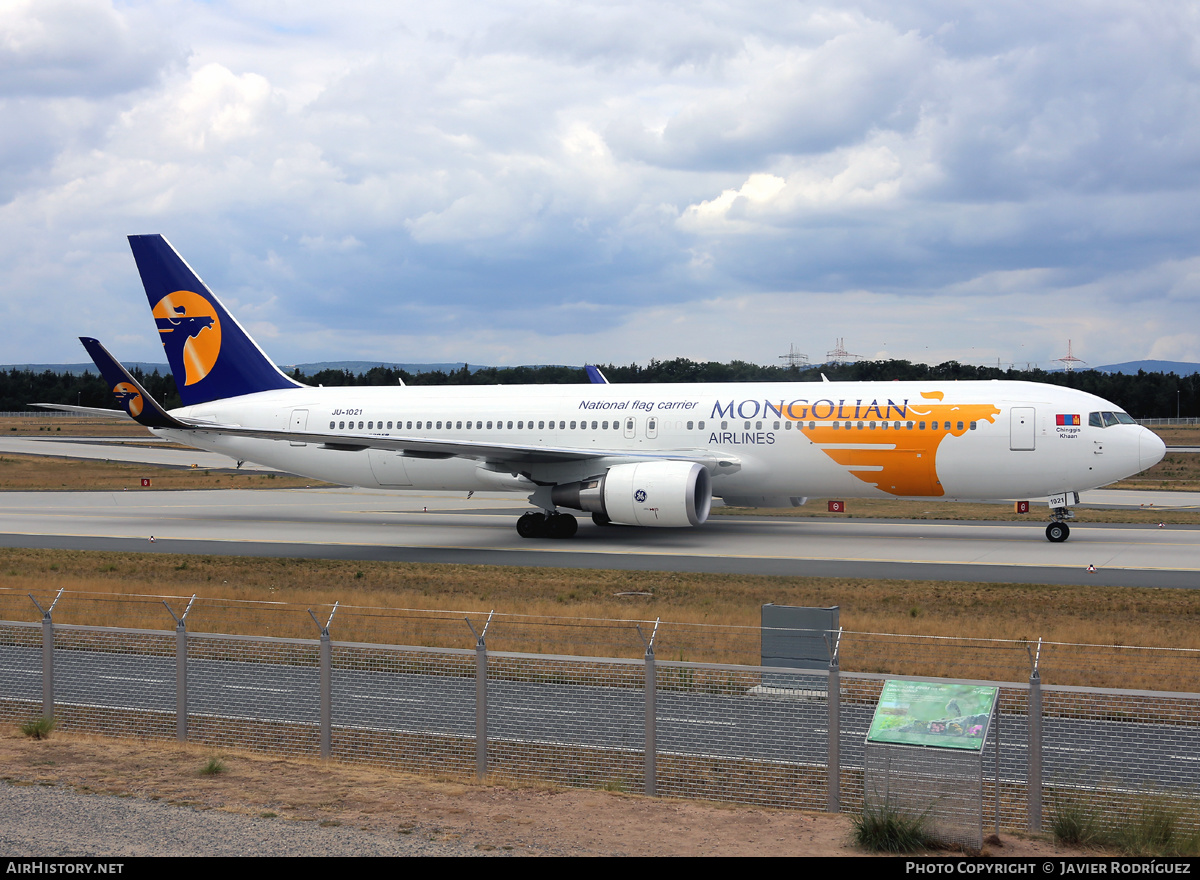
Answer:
[551,461,711,527]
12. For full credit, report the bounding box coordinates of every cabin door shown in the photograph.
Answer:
[1010,407,1035,451]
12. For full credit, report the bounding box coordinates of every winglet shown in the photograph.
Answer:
[585,365,609,385]
[78,337,188,429]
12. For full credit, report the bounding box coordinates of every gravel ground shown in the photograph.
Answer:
[0,782,503,857]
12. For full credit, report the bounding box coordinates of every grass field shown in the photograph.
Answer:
[1,547,1198,689]
[0,452,333,491]
[2,414,153,437]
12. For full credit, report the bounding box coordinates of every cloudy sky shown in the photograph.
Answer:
[3,0,1200,370]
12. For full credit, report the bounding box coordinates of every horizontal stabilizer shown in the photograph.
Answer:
[29,403,131,419]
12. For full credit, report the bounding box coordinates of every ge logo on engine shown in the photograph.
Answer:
[635,489,647,502]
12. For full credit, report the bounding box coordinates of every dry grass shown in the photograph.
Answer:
[0,453,332,491]
[714,498,1200,522]
[2,548,1199,689]
[0,415,154,437]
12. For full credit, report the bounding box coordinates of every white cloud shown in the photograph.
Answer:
[2,0,1200,375]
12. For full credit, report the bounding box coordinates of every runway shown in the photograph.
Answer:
[1,486,1198,587]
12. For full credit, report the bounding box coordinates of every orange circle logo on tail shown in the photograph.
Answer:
[113,382,143,417]
[152,290,222,386]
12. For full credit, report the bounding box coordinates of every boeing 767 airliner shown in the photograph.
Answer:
[69,235,1166,542]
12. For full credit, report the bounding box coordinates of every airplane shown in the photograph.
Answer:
[68,234,1166,543]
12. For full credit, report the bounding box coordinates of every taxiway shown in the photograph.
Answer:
[0,487,1197,587]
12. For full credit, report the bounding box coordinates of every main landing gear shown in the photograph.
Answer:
[516,511,578,539]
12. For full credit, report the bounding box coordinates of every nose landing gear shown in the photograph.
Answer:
[1046,501,1075,543]
[1045,521,1070,543]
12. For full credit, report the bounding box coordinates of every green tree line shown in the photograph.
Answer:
[6,359,1200,419]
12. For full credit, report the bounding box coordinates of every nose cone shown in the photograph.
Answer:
[1139,428,1167,472]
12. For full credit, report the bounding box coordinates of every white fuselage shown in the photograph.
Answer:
[154,379,1165,505]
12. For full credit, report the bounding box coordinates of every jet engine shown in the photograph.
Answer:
[550,460,711,527]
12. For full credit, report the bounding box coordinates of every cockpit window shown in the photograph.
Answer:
[1090,410,1137,427]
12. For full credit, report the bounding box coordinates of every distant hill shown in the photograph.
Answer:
[282,361,484,375]
[1091,360,1200,376]
[10,357,1200,379]
[0,361,558,377]
[0,362,171,377]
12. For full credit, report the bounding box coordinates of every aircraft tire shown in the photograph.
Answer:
[591,512,613,527]
[1045,522,1070,543]
[549,513,578,538]
[516,512,547,539]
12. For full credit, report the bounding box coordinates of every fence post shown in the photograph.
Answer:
[1027,638,1043,832]
[308,603,339,759]
[827,626,842,813]
[642,619,660,798]
[29,590,63,721]
[164,595,196,742]
[466,611,494,781]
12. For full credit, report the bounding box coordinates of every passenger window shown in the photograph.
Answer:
[808,421,815,430]
[956,421,964,431]
[970,421,977,430]
[773,421,779,430]
[603,421,609,430]
[507,421,513,429]
[456,421,462,429]
[721,421,728,430]
[487,421,493,429]
[538,421,545,429]
[591,421,597,429]
[833,422,840,430]
[358,421,364,429]
[571,421,577,429]
[698,421,705,430]
[329,421,334,429]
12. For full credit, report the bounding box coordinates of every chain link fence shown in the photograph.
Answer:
[1,590,1198,838]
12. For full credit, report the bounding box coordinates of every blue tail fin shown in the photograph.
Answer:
[79,337,187,429]
[127,235,302,406]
